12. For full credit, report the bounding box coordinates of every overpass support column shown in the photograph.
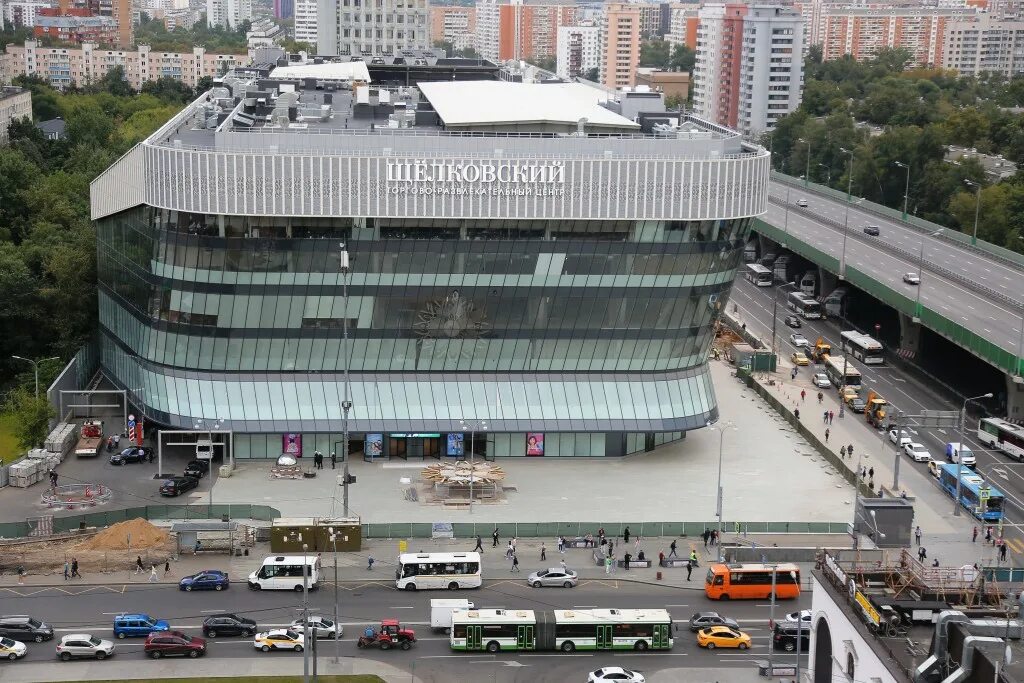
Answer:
[818,268,837,299]
[898,313,921,355]
[1008,374,1024,421]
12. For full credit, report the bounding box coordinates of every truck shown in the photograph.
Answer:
[946,442,976,468]
[74,420,104,457]
[430,599,474,634]
[811,337,832,363]
[865,391,889,428]
[823,287,848,318]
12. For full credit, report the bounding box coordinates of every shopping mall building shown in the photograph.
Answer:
[89,56,770,460]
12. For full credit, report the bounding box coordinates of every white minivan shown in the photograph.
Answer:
[946,442,976,467]
[248,555,322,591]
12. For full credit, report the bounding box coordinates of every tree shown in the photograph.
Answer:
[584,67,600,82]
[3,386,54,451]
[640,39,671,68]
[669,44,695,73]
[90,66,135,98]
[531,56,556,72]
[141,77,195,104]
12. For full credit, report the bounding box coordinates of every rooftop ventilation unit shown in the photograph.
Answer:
[231,112,256,128]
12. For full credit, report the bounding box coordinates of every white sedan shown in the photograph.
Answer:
[903,272,920,285]
[888,429,912,447]
[253,629,304,652]
[289,616,342,639]
[588,667,645,683]
[812,372,830,388]
[784,609,812,626]
[904,442,932,462]
[789,333,809,348]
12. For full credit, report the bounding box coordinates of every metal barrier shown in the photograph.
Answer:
[360,521,850,539]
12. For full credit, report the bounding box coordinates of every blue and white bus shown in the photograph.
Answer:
[938,464,1004,521]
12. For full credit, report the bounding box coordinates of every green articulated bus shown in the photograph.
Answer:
[450,608,673,653]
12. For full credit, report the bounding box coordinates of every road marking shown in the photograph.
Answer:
[388,606,414,609]
[573,606,599,609]
[665,604,689,607]
[522,653,591,657]
[614,652,689,657]
[419,655,471,659]
[201,609,225,613]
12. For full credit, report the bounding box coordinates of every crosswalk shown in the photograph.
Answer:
[1002,538,1024,555]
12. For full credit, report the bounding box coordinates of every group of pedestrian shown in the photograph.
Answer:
[104,434,122,452]
[62,558,81,580]
[312,450,325,469]
[822,410,834,424]
[701,528,719,547]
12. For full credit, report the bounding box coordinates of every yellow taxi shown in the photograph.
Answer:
[696,625,752,650]
[790,351,810,366]
[253,629,304,652]
[839,385,859,403]
[928,459,942,479]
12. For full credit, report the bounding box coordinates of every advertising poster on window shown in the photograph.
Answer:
[526,433,545,456]
[283,433,302,457]
[365,433,384,458]
[447,433,465,457]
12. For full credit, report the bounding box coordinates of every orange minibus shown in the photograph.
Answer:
[704,563,801,600]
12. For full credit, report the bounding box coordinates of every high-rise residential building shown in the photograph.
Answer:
[293,0,317,45]
[0,86,32,144]
[273,0,291,19]
[556,22,599,79]
[206,0,251,29]
[317,0,429,57]
[943,14,1024,76]
[57,0,133,48]
[693,3,803,137]
[600,3,641,89]
[666,4,699,49]
[475,0,578,63]
[429,5,476,52]
[4,0,58,27]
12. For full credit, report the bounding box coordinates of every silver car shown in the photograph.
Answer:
[812,372,830,388]
[527,568,578,588]
[56,633,115,661]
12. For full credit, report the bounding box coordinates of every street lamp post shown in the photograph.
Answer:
[798,138,811,187]
[817,163,831,187]
[792,569,803,683]
[302,542,310,683]
[915,229,943,320]
[11,355,60,399]
[840,147,854,202]
[964,179,982,246]
[894,161,911,220]
[708,421,735,563]
[460,419,488,514]
[768,565,778,676]
[953,393,994,516]
[328,528,341,663]
[339,244,352,517]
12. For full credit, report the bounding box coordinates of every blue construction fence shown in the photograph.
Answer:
[361,521,850,539]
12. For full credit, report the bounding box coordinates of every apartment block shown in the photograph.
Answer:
[601,3,642,89]
[4,0,57,27]
[693,3,802,136]
[56,0,133,47]
[0,86,32,144]
[2,40,248,89]
[666,4,699,49]
[943,14,1024,76]
[206,0,251,29]
[35,12,120,44]
[429,5,476,51]
[556,22,599,79]
[317,0,429,57]
[273,0,292,18]
[475,0,578,62]
[293,0,317,45]
[817,6,977,66]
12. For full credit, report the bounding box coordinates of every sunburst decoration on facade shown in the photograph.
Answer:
[414,290,490,341]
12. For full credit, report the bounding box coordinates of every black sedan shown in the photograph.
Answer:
[202,614,257,638]
[159,477,199,497]
[688,612,739,632]
[183,460,210,479]
[110,447,153,465]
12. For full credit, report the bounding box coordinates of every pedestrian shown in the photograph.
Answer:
[829,410,834,424]
[492,528,500,547]
[506,541,513,559]
[164,560,170,576]
[848,444,854,458]
[686,559,693,581]
[560,559,567,573]
[817,391,823,404]
[825,428,830,443]
[823,410,829,424]
[861,467,867,480]
[840,445,846,459]
[689,549,698,565]
[511,555,520,573]
[634,536,641,553]
[669,540,678,558]
[791,366,797,380]
[623,552,631,570]
[71,558,80,578]
[868,467,874,480]
[605,556,612,575]
[794,408,800,421]
[986,526,993,543]
[972,527,978,543]
[64,560,69,581]
[918,546,927,562]
[330,451,337,469]
[1001,542,1009,562]
[541,543,547,561]
[915,526,922,546]
[135,555,144,574]
[194,540,201,555]
[557,536,564,554]
[473,535,483,553]
[801,389,806,402]
[598,526,605,542]
[623,526,630,543]
[149,565,158,583]
[608,540,614,556]
[702,529,710,547]
[932,558,940,567]
[511,537,518,553]
[658,551,665,566]
[367,556,375,571]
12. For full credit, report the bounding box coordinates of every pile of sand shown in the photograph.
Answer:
[76,518,170,551]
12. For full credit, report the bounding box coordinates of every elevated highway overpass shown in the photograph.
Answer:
[755,172,1024,418]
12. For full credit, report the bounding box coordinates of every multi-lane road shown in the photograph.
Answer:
[763,184,1024,360]
[1,578,808,682]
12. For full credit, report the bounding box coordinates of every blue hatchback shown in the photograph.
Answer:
[179,570,230,591]
[113,614,169,639]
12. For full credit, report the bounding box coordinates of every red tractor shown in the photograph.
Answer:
[356,619,416,651]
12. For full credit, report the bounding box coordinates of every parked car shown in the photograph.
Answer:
[784,315,801,328]
[588,667,646,683]
[112,614,169,639]
[109,447,151,465]
[202,614,257,638]
[928,459,943,478]
[144,631,206,658]
[904,442,932,462]
[888,428,913,447]
[789,333,809,348]
[791,351,810,366]
[847,396,867,413]
[289,616,341,639]
[0,637,27,661]
[812,372,831,389]
[179,570,229,592]
[863,225,881,236]
[254,629,304,652]
[526,568,579,588]
[159,476,198,497]
[56,634,115,661]
[697,626,751,650]
[183,460,210,479]
[773,622,811,652]
[0,615,54,642]
[902,272,920,285]
[688,612,739,632]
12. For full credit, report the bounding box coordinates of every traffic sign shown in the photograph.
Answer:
[980,487,991,501]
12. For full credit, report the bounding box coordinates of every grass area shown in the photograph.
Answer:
[50,678,386,683]
[0,413,20,464]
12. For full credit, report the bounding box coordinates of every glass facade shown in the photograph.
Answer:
[97,206,750,457]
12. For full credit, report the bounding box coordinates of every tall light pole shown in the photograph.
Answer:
[339,244,352,517]
[783,184,791,246]
[817,163,831,187]
[302,542,310,683]
[915,229,943,321]
[793,569,803,683]
[953,393,994,516]
[964,179,982,245]
[798,138,811,186]
[460,418,488,514]
[768,565,779,676]
[708,421,735,562]
[840,146,854,201]
[11,355,60,399]
[894,160,911,220]
[327,528,341,663]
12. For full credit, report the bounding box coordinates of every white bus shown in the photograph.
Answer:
[396,552,482,591]
[978,417,1024,462]
[823,355,861,389]
[787,291,822,320]
[744,263,773,287]
[247,555,322,591]
[840,330,884,365]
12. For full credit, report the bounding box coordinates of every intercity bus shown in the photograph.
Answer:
[938,463,1004,521]
[450,608,673,653]
[395,552,482,590]
[744,263,773,287]
[978,417,1024,462]
[787,291,822,320]
[823,355,861,389]
[705,563,801,601]
[840,330,884,365]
